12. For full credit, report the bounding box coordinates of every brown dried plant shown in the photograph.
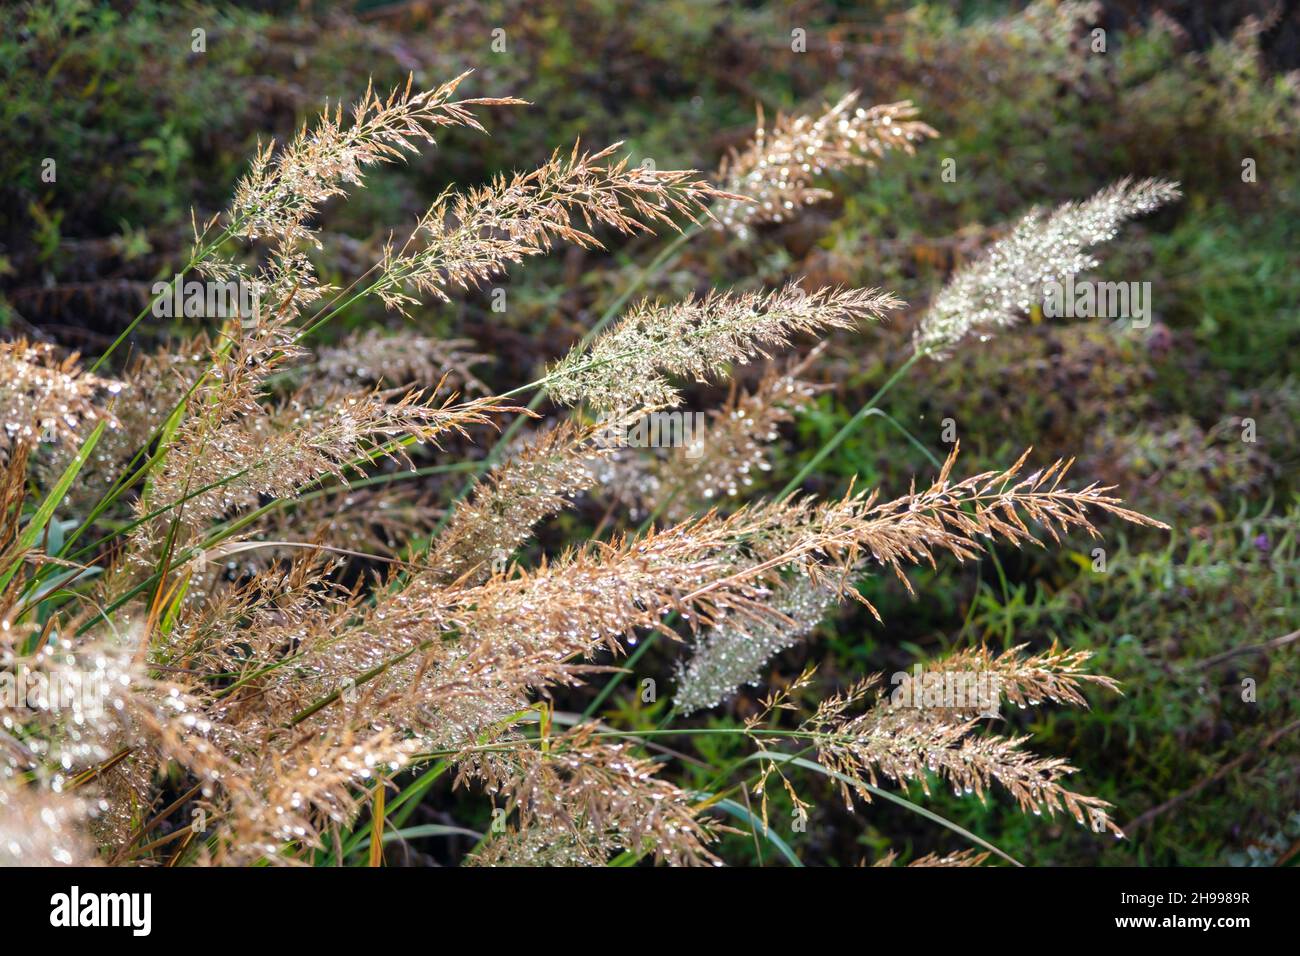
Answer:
[0,73,1175,868]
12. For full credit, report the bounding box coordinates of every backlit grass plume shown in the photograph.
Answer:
[547,283,901,409]
[915,177,1182,357]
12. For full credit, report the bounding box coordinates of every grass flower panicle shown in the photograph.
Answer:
[915,177,1182,357]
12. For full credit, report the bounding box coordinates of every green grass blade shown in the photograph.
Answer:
[0,421,105,595]
[713,796,803,866]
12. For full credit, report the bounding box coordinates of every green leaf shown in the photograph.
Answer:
[0,421,105,595]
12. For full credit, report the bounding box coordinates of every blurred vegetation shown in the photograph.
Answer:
[1,0,1297,865]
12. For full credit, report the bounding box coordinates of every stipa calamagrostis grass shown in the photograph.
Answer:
[546,283,901,409]
[374,141,727,315]
[228,71,525,250]
[0,72,1175,867]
